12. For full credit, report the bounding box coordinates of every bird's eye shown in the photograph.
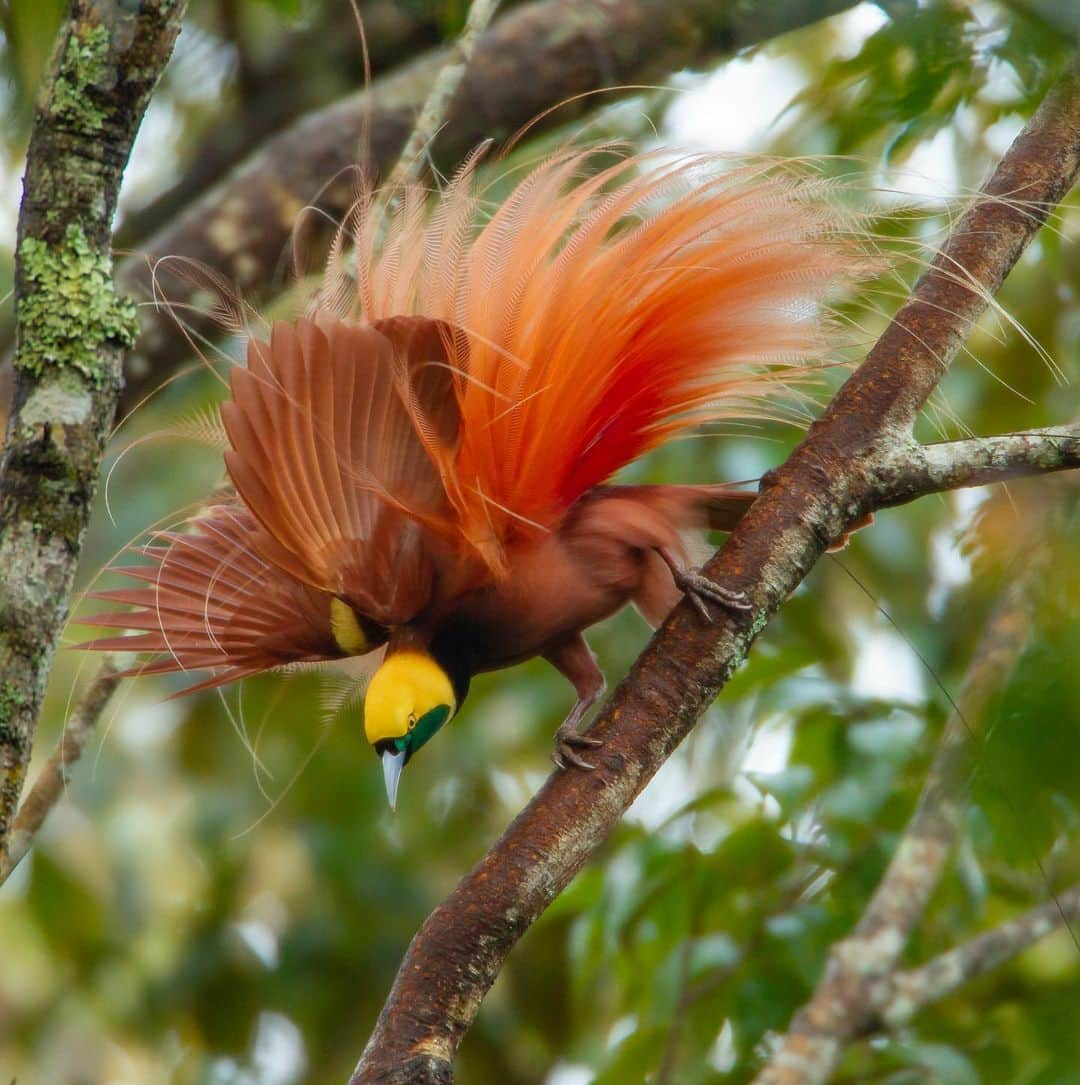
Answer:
[407,713,417,731]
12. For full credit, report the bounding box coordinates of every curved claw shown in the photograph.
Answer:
[656,547,752,622]
[553,723,603,771]
[672,567,752,621]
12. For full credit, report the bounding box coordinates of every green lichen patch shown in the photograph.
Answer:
[16,224,139,384]
[52,24,111,132]
[0,680,26,736]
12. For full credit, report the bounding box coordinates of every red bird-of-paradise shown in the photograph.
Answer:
[80,148,871,807]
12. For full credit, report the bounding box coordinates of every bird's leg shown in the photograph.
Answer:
[543,635,607,771]
[657,546,752,621]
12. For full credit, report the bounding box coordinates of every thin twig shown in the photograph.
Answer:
[382,0,501,195]
[883,423,1080,505]
[0,660,121,886]
[878,880,1080,1030]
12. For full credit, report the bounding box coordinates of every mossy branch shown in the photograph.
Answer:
[0,0,186,866]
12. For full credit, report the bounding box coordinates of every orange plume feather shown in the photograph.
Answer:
[319,149,872,569]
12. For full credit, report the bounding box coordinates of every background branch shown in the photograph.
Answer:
[0,0,185,865]
[113,0,451,251]
[0,659,120,886]
[749,538,1047,1085]
[878,880,1080,1030]
[381,0,501,194]
[351,56,1080,1085]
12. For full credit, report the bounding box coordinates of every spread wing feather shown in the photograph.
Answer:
[82,147,871,686]
[78,506,363,691]
[221,315,460,625]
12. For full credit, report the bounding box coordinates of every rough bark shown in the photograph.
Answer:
[109,0,859,415]
[0,0,185,865]
[881,422,1080,504]
[352,60,1080,1085]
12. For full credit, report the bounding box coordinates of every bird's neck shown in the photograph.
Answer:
[388,629,471,710]
[387,624,432,658]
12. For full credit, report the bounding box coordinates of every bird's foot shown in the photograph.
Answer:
[553,721,603,771]
[672,567,752,621]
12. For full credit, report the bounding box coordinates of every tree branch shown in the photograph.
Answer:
[114,0,449,250]
[0,0,185,865]
[108,0,859,416]
[351,54,1080,1085]
[0,659,120,886]
[877,880,1080,1030]
[878,423,1080,506]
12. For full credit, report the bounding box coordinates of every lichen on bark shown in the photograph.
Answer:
[51,23,111,132]
[16,224,138,383]
[0,681,26,739]
[0,0,186,863]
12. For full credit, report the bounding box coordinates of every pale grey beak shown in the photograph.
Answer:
[381,749,406,811]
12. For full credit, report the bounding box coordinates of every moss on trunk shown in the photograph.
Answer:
[0,0,186,864]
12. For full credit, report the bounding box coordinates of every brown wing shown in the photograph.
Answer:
[562,485,757,628]
[657,483,869,548]
[584,483,866,625]
[78,505,377,694]
[221,315,460,627]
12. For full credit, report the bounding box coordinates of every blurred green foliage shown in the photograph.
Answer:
[2,2,1080,1084]
[788,0,1075,159]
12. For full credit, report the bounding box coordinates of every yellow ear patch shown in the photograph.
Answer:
[330,598,368,655]
[364,651,456,744]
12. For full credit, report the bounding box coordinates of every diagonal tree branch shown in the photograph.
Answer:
[0,0,186,866]
[351,56,1080,1085]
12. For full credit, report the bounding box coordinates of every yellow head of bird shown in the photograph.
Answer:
[364,651,456,809]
